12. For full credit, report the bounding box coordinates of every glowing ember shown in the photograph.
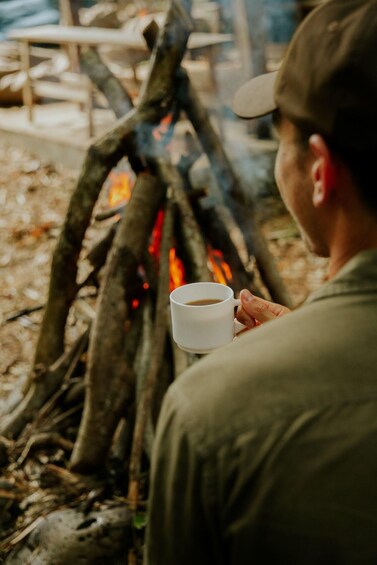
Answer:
[152,112,174,142]
[207,247,233,285]
[108,171,134,208]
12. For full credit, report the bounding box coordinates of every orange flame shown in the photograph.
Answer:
[169,248,185,291]
[149,211,186,291]
[152,112,174,142]
[207,247,233,285]
[108,171,134,208]
[149,210,164,257]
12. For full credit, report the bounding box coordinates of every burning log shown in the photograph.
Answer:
[194,203,256,291]
[158,160,211,282]
[128,200,175,509]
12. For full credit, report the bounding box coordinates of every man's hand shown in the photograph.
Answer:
[236,289,291,329]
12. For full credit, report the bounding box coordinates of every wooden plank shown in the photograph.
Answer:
[7,25,233,52]
[33,80,89,103]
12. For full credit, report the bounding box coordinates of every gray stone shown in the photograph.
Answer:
[5,505,133,565]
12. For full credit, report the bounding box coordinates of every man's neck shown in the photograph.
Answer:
[327,219,377,279]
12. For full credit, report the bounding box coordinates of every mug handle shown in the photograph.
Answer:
[233,298,247,336]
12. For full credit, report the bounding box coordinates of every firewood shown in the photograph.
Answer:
[17,432,74,466]
[128,200,174,510]
[80,47,133,119]
[0,327,90,439]
[158,161,211,282]
[94,204,125,221]
[70,173,165,473]
[193,203,258,292]
[85,221,118,271]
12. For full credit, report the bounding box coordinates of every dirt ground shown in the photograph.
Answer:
[0,139,329,402]
[0,142,77,400]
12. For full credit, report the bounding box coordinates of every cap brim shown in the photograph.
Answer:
[232,71,278,119]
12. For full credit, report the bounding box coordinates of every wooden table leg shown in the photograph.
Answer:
[19,40,34,122]
[85,76,94,138]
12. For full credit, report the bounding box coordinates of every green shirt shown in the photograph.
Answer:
[146,250,377,564]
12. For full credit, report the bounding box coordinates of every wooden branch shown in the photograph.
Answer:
[70,173,166,473]
[137,0,193,111]
[193,203,257,293]
[128,200,174,510]
[134,296,154,405]
[4,304,44,323]
[86,221,118,270]
[17,432,74,466]
[157,160,211,282]
[80,47,133,119]
[79,47,144,175]
[94,204,125,222]
[0,327,90,439]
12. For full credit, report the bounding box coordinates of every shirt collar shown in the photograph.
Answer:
[306,249,377,304]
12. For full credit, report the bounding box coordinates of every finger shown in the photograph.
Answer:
[236,305,257,329]
[240,289,291,324]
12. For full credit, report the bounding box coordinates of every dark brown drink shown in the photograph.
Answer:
[185,299,223,306]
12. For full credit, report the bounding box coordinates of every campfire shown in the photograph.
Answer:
[104,166,234,293]
[0,1,292,562]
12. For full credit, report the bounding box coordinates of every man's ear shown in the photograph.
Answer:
[309,134,337,207]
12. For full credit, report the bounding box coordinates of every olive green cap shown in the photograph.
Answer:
[233,0,377,152]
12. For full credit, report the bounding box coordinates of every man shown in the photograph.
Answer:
[146,0,377,563]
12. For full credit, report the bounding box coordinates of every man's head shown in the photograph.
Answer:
[233,0,377,265]
[233,0,377,157]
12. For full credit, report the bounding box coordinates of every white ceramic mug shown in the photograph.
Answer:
[169,282,245,354]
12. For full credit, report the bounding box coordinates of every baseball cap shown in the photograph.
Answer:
[233,0,377,152]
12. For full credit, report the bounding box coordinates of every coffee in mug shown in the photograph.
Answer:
[185,298,223,306]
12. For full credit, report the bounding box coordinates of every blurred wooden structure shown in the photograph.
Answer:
[7,24,233,137]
